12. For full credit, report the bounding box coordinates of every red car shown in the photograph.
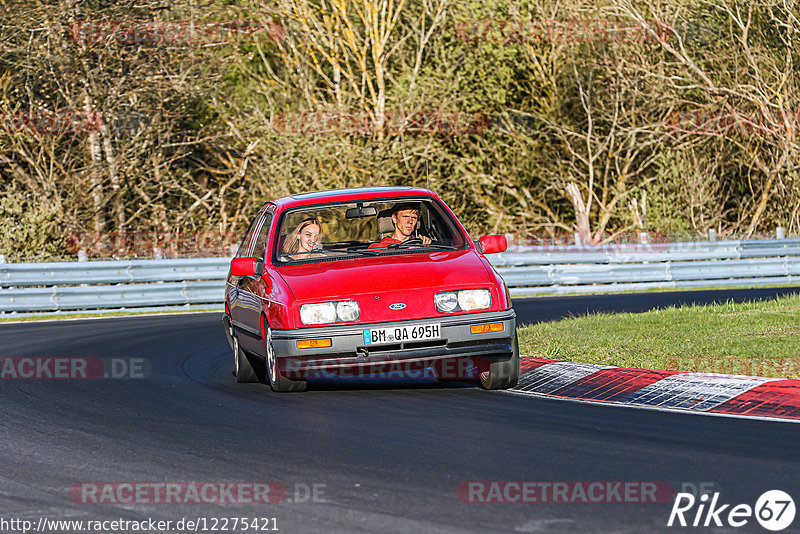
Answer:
[222,187,518,392]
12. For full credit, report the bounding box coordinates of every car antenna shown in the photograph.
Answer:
[425,160,431,231]
[425,160,429,190]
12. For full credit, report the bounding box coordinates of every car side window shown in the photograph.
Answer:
[235,210,265,258]
[252,212,274,261]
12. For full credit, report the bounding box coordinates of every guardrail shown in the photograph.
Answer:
[0,258,229,314]
[493,238,800,296]
[1,238,799,313]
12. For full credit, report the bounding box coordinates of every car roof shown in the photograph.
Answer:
[269,186,439,210]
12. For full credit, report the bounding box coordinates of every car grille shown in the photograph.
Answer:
[359,339,448,353]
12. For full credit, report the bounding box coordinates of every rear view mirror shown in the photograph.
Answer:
[345,205,378,219]
[231,257,258,276]
[478,235,507,254]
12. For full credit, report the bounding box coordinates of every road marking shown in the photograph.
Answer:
[516,361,615,395]
[620,373,780,411]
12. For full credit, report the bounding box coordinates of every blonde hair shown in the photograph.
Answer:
[283,218,321,254]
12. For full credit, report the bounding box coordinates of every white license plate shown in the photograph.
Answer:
[363,323,441,345]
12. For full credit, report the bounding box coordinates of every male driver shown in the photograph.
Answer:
[371,203,432,248]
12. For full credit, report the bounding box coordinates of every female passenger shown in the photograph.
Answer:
[282,218,322,259]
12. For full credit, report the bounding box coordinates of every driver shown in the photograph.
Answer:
[370,203,432,248]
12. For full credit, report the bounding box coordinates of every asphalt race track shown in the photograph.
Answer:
[1,288,799,533]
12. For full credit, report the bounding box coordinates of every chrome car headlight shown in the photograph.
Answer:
[434,292,459,312]
[457,289,491,311]
[435,289,491,312]
[300,300,360,325]
[300,302,336,325]
[336,300,360,322]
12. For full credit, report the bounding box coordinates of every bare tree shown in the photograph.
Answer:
[617,0,800,236]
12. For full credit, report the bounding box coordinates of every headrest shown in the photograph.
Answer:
[377,209,394,234]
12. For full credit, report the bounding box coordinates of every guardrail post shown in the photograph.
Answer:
[77,249,87,262]
[0,255,5,264]
[154,247,163,259]
[708,229,717,241]
[776,227,785,239]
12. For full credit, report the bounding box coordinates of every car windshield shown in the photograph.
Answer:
[273,197,469,264]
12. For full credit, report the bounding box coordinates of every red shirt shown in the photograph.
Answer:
[368,236,402,249]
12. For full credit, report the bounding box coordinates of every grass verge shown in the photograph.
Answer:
[518,294,800,379]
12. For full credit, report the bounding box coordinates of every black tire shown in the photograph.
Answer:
[233,334,260,383]
[266,324,307,392]
[479,335,519,390]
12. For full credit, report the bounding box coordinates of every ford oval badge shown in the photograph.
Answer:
[389,303,406,310]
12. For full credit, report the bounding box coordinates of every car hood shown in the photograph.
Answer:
[275,250,497,324]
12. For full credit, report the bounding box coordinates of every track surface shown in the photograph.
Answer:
[1,288,799,533]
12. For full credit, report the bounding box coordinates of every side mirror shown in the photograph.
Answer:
[478,235,507,254]
[230,257,258,276]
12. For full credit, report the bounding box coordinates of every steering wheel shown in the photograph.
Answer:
[389,237,424,248]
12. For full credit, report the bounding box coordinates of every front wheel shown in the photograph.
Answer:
[266,325,307,392]
[233,334,259,383]
[479,336,519,390]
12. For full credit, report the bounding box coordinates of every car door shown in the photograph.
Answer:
[231,208,274,354]
[229,209,267,345]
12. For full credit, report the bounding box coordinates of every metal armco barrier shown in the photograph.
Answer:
[491,238,800,296]
[0,258,230,313]
[1,239,800,313]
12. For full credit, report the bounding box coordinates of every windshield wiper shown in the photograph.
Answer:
[387,242,459,250]
[344,247,382,256]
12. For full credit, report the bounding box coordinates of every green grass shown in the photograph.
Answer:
[518,294,800,379]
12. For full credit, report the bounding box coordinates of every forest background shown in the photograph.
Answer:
[1,0,798,260]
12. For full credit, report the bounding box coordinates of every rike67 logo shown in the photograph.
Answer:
[668,490,795,531]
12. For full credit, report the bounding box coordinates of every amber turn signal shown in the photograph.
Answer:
[470,323,504,334]
[296,338,333,349]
